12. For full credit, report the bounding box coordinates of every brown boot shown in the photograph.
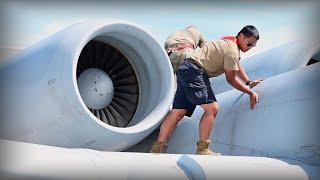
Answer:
[196,140,221,156]
[150,141,167,153]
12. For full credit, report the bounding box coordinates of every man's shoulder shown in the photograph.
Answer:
[216,39,239,55]
[208,39,228,50]
[211,39,230,45]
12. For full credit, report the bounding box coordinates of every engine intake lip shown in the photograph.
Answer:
[71,22,174,135]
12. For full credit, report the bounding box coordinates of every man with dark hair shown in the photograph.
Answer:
[151,25,263,155]
[164,26,207,72]
[238,25,259,40]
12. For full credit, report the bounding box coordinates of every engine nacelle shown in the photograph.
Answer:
[0,20,174,151]
[211,41,320,94]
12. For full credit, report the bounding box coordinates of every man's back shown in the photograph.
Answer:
[191,39,240,77]
[164,27,205,52]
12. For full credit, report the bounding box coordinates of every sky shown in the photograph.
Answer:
[1,0,319,58]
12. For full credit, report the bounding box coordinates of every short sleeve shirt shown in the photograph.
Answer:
[190,39,240,78]
[164,27,206,52]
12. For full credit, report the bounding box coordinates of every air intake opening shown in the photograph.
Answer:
[76,40,139,127]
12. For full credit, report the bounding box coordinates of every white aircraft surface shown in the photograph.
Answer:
[0,20,319,180]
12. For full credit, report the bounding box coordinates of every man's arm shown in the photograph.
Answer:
[224,69,259,110]
[236,63,264,88]
[236,63,250,84]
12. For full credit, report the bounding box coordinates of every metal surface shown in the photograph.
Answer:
[78,68,114,109]
[167,63,320,178]
[76,40,140,126]
[0,20,174,151]
[211,40,320,94]
[0,139,308,180]
[0,20,319,179]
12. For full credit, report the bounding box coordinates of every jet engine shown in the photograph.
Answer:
[0,20,174,151]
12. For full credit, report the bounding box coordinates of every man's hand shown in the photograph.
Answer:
[224,69,260,110]
[249,78,265,88]
[249,91,259,110]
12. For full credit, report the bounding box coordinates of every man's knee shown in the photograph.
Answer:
[201,102,219,116]
[171,109,187,120]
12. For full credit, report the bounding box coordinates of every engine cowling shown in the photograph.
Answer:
[0,20,174,151]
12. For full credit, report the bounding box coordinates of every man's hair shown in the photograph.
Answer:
[237,25,259,40]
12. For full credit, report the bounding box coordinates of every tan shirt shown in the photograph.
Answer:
[164,27,206,72]
[191,39,240,78]
[164,27,206,52]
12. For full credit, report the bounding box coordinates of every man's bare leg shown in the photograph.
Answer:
[157,109,187,143]
[199,102,219,141]
[196,102,221,155]
[150,109,187,153]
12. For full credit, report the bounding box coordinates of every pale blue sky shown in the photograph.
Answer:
[1,0,319,58]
